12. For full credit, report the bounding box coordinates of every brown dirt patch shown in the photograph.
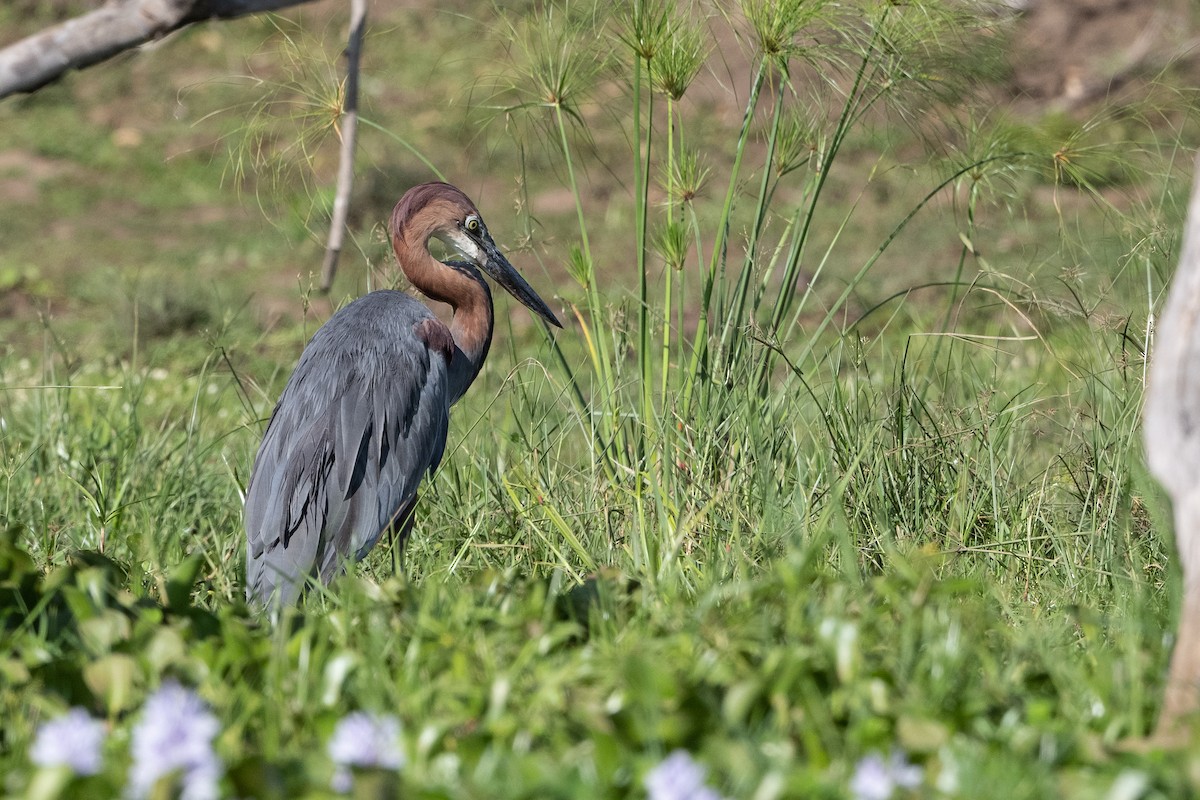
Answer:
[0,149,69,203]
[1008,0,1198,110]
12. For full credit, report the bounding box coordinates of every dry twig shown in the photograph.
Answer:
[319,0,367,292]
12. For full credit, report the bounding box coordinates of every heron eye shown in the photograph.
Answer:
[466,217,480,234]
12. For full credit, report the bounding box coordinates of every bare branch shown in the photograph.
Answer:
[319,0,366,293]
[0,0,319,99]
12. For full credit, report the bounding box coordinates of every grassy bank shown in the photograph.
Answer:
[2,0,1199,797]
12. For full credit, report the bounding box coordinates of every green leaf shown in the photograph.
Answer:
[83,653,137,715]
[144,626,187,674]
[166,554,204,610]
[897,715,949,753]
[24,766,72,800]
[78,609,131,654]
[321,652,358,708]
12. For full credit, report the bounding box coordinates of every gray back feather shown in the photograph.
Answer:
[245,291,451,605]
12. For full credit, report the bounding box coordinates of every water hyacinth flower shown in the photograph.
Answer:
[849,750,923,800]
[127,681,223,800]
[644,750,723,800]
[29,707,106,776]
[327,711,405,793]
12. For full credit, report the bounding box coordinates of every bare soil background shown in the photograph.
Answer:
[0,0,1197,354]
[1008,0,1197,109]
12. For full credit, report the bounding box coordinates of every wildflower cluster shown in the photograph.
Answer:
[127,681,224,800]
[327,711,406,794]
[644,750,724,800]
[26,689,408,797]
[29,707,106,776]
[642,747,927,800]
[850,750,923,800]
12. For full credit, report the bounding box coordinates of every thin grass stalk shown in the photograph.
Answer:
[661,267,675,400]
[631,49,648,450]
[718,77,788,376]
[658,97,685,527]
[768,39,880,336]
[894,340,920,530]
[652,473,682,584]
[922,183,979,397]
[776,199,860,356]
[770,160,1020,409]
[686,200,705,323]
[660,94,676,403]
[501,467,596,577]
[618,0,674,473]
[509,149,618,480]
[720,75,787,326]
[633,50,643,270]
[358,118,444,179]
[552,102,619,442]
[633,463,652,579]
[712,61,770,325]
[754,200,846,395]
[546,328,622,483]
[553,104,596,323]
[681,59,768,415]
[781,154,1027,376]
[660,185,705,426]
[639,66,656,453]
[752,203,802,320]
[762,66,908,362]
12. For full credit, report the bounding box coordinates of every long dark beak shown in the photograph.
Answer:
[480,238,562,328]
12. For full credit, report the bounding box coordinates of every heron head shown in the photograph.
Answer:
[394,182,562,329]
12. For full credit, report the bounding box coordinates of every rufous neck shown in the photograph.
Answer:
[393,230,493,402]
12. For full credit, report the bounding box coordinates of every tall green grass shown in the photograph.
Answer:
[482,0,1180,594]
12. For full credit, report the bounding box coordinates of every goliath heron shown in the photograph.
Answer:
[245,182,561,606]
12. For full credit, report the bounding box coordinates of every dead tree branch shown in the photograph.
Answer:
[319,0,366,292]
[0,0,319,99]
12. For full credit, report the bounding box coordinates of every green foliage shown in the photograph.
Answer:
[2,0,1200,796]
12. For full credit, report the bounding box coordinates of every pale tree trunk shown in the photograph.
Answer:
[1145,155,1200,740]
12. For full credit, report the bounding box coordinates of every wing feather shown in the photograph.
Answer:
[245,291,451,605]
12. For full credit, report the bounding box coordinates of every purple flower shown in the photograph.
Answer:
[850,751,923,800]
[327,712,405,793]
[29,707,106,775]
[127,681,223,800]
[644,750,723,800]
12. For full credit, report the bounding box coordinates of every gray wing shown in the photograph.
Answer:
[244,291,451,606]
